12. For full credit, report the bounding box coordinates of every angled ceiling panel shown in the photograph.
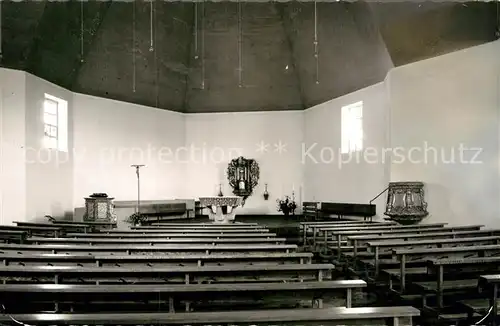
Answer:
[283,2,394,108]
[74,2,192,110]
[185,2,303,113]
[372,2,498,66]
[1,1,497,113]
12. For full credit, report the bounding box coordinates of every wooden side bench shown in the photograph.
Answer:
[367,236,500,276]
[316,223,447,247]
[394,244,500,292]
[0,263,335,284]
[0,280,367,312]
[0,306,421,325]
[420,257,500,309]
[0,252,315,267]
[348,226,489,257]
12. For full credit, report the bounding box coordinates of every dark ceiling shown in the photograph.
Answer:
[1,1,498,113]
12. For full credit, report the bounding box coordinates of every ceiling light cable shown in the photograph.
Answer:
[201,0,205,89]
[194,2,199,59]
[132,1,136,92]
[0,1,3,61]
[237,0,242,88]
[314,0,319,85]
[149,0,154,52]
[80,0,84,62]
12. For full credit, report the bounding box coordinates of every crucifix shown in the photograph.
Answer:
[131,164,145,213]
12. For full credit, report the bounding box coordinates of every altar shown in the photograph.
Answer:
[199,196,243,224]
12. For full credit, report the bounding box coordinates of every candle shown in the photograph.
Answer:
[292,183,295,192]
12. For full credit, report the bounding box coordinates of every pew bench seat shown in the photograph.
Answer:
[414,279,478,292]
[0,252,314,267]
[0,280,367,312]
[0,306,421,325]
[0,263,334,284]
[382,267,427,279]
[27,237,287,245]
[0,243,297,255]
[458,299,498,315]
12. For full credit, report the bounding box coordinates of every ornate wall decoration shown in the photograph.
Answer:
[227,156,260,205]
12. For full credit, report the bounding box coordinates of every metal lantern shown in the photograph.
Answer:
[384,181,428,225]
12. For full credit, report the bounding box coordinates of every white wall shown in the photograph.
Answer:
[25,73,74,221]
[0,69,26,225]
[184,112,304,214]
[72,94,185,208]
[304,82,390,218]
[387,41,500,227]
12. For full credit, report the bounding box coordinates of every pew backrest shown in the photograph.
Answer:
[368,236,500,251]
[27,237,287,245]
[349,229,497,244]
[0,252,315,266]
[344,225,484,238]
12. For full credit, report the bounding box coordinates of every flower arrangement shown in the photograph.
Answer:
[126,212,146,226]
[277,195,297,217]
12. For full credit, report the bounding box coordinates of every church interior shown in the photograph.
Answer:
[0,1,500,325]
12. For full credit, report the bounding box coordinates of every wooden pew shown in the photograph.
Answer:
[150,223,262,229]
[300,221,391,245]
[15,221,94,233]
[27,236,287,245]
[393,244,500,293]
[0,230,27,244]
[367,236,500,276]
[146,222,258,226]
[0,225,63,238]
[0,243,298,255]
[129,226,269,233]
[347,226,488,257]
[308,222,399,246]
[319,223,449,255]
[67,232,277,239]
[0,263,335,284]
[0,252,315,267]
[97,232,279,238]
[0,307,421,325]
[418,257,500,309]
[468,274,500,325]
[315,223,447,247]
[49,219,116,230]
[0,280,367,312]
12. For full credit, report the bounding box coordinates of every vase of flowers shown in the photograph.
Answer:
[126,212,145,226]
[277,196,297,217]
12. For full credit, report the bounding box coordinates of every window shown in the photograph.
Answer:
[43,94,68,152]
[341,101,363,154]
